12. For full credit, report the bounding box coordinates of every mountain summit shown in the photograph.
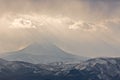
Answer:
[3,43,87,64]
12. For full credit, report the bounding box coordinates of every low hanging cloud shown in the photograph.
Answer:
[0,13,120,57]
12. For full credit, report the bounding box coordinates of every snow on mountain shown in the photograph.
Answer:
[2,42,87,64]
[0,57,120,80]
[74,58,120,80]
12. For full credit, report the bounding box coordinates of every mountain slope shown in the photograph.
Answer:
[0,58,120,80]
[3,43,87,64]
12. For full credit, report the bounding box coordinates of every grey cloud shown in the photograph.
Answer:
[0,0,120,21]
[0,0,120,57]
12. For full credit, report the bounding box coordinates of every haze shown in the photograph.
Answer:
[0,0,120,57]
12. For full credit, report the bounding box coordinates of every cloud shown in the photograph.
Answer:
[9,17,36,29]
[0,14,73,53]
[1,0,120,22]
[0,13,120,57]
[1,0,120,57]
[6,13,110,33]
[68,20,109,33]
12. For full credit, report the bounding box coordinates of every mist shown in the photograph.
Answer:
[0,0,120,57]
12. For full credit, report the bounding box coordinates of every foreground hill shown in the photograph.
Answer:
[0,58,119,80]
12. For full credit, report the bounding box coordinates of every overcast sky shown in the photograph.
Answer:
[0,0,120,57]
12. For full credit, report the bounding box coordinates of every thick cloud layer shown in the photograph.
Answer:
[0,0,120,21]
[0,0,120,57]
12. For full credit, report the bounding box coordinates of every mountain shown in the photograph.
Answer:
[0,58,119,80]
[72,57,120,80]
[2,42,87,64]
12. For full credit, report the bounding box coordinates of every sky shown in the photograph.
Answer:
[0,0,120,57]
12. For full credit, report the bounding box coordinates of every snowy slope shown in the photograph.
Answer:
[3,43,87,64]
[0,58,120,80]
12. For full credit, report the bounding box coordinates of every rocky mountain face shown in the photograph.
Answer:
[0,58,119,80]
